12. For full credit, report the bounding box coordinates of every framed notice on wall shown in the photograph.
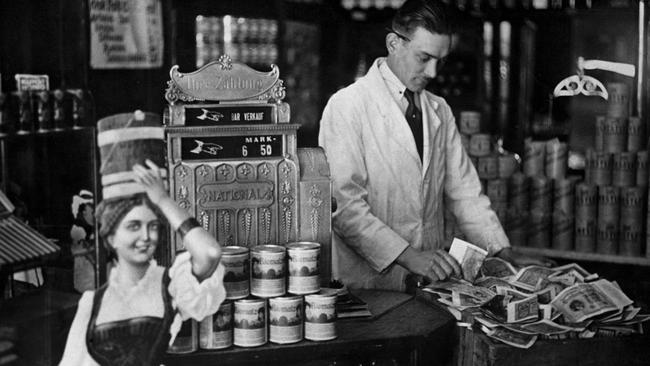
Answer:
[89,0,164,69]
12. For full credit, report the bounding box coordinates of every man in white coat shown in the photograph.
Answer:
[319,0,546,292]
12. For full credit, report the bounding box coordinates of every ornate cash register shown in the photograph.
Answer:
[163,55,332,284]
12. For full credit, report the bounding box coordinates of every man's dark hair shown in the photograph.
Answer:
[391,0,456,37]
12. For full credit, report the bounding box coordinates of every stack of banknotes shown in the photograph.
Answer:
[422,238,650,349]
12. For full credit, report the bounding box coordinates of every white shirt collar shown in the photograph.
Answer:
[375,58,439,110]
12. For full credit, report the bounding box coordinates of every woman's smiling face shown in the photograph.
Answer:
[108,204,160,266]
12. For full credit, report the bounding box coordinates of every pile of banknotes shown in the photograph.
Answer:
[422,238,649,349]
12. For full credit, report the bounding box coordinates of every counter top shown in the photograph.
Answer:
[163,290,457,366]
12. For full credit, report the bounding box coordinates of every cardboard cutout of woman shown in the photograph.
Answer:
[60,160,225,366]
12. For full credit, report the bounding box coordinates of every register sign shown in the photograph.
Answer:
[181,135,283,160]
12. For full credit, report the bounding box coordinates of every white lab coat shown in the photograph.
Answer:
[319,58,509,291]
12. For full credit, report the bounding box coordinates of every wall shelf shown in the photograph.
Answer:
[513,246,650,266]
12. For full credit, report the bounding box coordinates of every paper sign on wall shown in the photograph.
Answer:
[89,0,164,69]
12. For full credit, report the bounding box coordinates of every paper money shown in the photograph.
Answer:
[511,266,556,291]
[534,286,557,305]
[481,257,517,278]
[452,291,491,308]
[551,281,624,323]
[487,328,537,349]
[449,238,488,282]
[424,278,496,303]
[506,295,539,323]
[521,319,573,335]
[474,276,515,291]
[550,263,598,281]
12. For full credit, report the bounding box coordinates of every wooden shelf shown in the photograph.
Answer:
[513,246,650,266]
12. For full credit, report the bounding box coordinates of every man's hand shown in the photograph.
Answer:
[397,247,462,282]
[496,247,555,267]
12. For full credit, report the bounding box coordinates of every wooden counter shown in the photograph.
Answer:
[163,290,457,366]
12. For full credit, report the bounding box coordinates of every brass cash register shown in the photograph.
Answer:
[164,55,332,284]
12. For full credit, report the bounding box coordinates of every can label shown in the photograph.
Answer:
[305,292,337,341]
[287,242,320,294]
[603,117,627,153]
[523,140,545,177]
[595,115,605,151]
[269,296,303,344]
[498,154,518,179]
[613,152,635,187]
[477,155,498,180]
[199,301,233,349]
[606,82,629,118]
[627,116,645,152]
[575,218,596,253]
[251,245,286,298]
[469,134,491,157]
[598,186,620,223]
[168,319,197,354]
[222,246,250,300]
[459,111,481,135]
[637,151,648,186]
[530,176,552,213]
[234,299,267,347]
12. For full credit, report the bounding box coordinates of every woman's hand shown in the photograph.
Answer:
[132,159,168,205]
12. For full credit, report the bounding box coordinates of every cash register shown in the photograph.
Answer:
[163,55,332,284]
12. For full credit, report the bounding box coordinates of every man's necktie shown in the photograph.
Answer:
[404,89,423,161]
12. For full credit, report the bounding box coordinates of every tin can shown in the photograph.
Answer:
[619,222,642,256]
[588,150,612,186]
[222,246,250,300]
[269,295,303,344]
[305,290,337,341]
[598,186,620,224]
[575,218,597,253]
[251,245,286,298]
[233,298,267,347]
[506,209,528,247]
[523,139,545,177]
[606,82,630,118]
[287,242,321,295]
[596,222,619,255]
[498,153,519,179]
[487,179,508,203]
[545,140,567,180]
[637,151,648,187]
[527,210,550,249]
[595,115,605,151]
[459,111,481,135]
[508,172,529,212]
[200,301,233,350]
[575,183,597,221]
[529,175,553,214]
[627,116,645,152]
[477,154,498,180]
[469,133,491,157]
[603,117,627,153]
[612,152,636,187]
[551,212,573,251]
[167,319,198,354]
[553,178,575,217]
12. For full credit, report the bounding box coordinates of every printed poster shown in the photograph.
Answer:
[89,0,163,69]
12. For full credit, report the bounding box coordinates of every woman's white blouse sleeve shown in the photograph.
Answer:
[59,291,99,366]
[167,251,226,321]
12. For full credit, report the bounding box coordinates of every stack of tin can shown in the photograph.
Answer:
[196,241,337,352]
[581,82,647,256]
[515,137,575,250]
[457,111,519,225]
